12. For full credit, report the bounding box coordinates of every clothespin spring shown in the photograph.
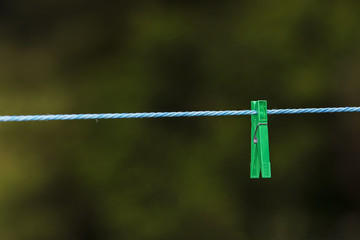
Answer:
[253,123,268,144]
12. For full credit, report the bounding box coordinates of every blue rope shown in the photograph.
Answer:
[0,107,359,122]
[267,107,360,115]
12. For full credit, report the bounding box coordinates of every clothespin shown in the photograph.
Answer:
[250,100,271,178]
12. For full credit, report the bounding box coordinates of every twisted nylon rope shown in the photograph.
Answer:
[0,107,359,122]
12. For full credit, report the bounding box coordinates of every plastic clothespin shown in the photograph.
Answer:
[250,100,271,178]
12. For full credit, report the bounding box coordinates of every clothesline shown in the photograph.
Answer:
[0,107,359,122]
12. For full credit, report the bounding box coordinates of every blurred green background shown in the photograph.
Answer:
[0,1,360,239]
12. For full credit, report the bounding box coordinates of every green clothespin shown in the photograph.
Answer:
[250,100,271,178]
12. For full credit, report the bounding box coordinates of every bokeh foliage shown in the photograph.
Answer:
[0,1,360,239]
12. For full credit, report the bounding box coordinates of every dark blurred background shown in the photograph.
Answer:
[0,1,360,239]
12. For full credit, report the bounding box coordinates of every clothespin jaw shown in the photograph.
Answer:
[250,100,271,178]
